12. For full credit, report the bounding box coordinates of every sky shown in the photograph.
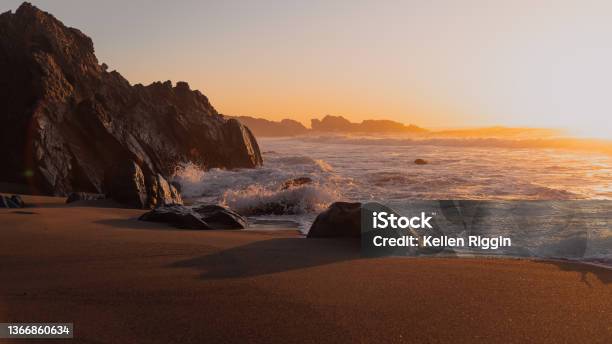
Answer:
[4,0,612,138]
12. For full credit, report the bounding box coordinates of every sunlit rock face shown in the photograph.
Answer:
[0,2,262,199]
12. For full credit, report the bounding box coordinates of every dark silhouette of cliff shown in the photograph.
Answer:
[0,3,262,197]
[233,116,308,137]
[311,115,427,134]
[232,115,427,137]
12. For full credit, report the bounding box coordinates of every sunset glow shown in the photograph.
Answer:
[9,0,612,139]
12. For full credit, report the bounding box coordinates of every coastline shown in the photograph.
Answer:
[1,196,611,343]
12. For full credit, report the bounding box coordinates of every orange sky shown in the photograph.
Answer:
[5,0,612,138]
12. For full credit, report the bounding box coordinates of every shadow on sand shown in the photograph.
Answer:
[168,236,612,285]
[170,238,360,279]
[94,218,179,231]
[544,260,612,286]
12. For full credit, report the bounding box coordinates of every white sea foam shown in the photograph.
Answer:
[222,183,340,216]
[171,155,344,223]
[172,136,611,235]
[169,136,612,265]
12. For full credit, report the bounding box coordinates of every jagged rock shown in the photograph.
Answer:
[147,174,183,208]
[66,192,105,203]
[0,3,262,198]
[311,115,427,134]
[139,206,211,230]
[104,161,149,208]
[10,195,25,207]
[170,181,182,193]
[192,204,247,229]
[102,161,182,208]
[414,159,428,165]
[281,177,313,190]
[0,195,24,208]
[232,116,308,137]
[307,202,362,238]
[140,204,247,230]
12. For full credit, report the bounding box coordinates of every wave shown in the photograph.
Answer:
[171,159,343,217]
[222,183,340,216]
[268,155,334,171]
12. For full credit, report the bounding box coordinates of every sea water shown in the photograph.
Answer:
[172,135,612,265]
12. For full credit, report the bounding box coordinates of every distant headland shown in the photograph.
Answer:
[232,114,559,138]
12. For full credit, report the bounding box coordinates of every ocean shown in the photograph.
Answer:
[173,135,612,266]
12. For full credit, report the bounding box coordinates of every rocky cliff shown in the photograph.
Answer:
[0,3,262,204]
[311,115,427,134]
[231,115,428,137]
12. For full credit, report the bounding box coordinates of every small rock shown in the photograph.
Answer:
[193,204,247,229]
[10,195,25,207]
[139,206,211,230]
[66,192,105,203]
[307,202,362,238]
[0,195,21,208]
[414,159,428,165]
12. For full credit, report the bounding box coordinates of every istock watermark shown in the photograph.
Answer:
[367,207,511,250]
[360,200,610,263]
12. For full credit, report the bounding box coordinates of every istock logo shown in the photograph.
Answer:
[372,211,433,229]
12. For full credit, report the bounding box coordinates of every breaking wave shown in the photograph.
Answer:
[171,157,344,221]
[222,183,339,216]
[171,136,612,229]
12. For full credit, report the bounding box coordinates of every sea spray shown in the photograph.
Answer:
[171,162,208,198]
[171,157,344,216]
[222,183,340,215]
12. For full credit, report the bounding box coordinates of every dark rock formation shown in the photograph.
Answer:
[414,159,428,165]
[311,115,356,132]
[170,181,182,193]
[232,116,308,137]
[139,204,246,229]
[0,3,262,206]
[232,114,428,136]
[103,161,148,208]
[281,177,313,190]
[10,195,25,207]
[66,192,105,203]
[139,206,211,230]
[102,160,182,208]
[192,204,247,229]
[0,195,24,208]
[147,173,183,208]
[307,202,362,238]
[311,115,427,134]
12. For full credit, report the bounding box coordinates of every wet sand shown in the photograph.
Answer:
[0,196,611,343]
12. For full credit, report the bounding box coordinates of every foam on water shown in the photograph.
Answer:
[171,135,612,238]
[172,153,347,228]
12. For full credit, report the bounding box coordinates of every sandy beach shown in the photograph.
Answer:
[0,195,611,343]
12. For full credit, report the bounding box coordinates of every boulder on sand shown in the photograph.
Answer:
[10,195,25,207]
[307,202,362,238]
[0,194,24,208]
[193,205,247,229]
[139,206,211,230]
[139,204,247,230]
